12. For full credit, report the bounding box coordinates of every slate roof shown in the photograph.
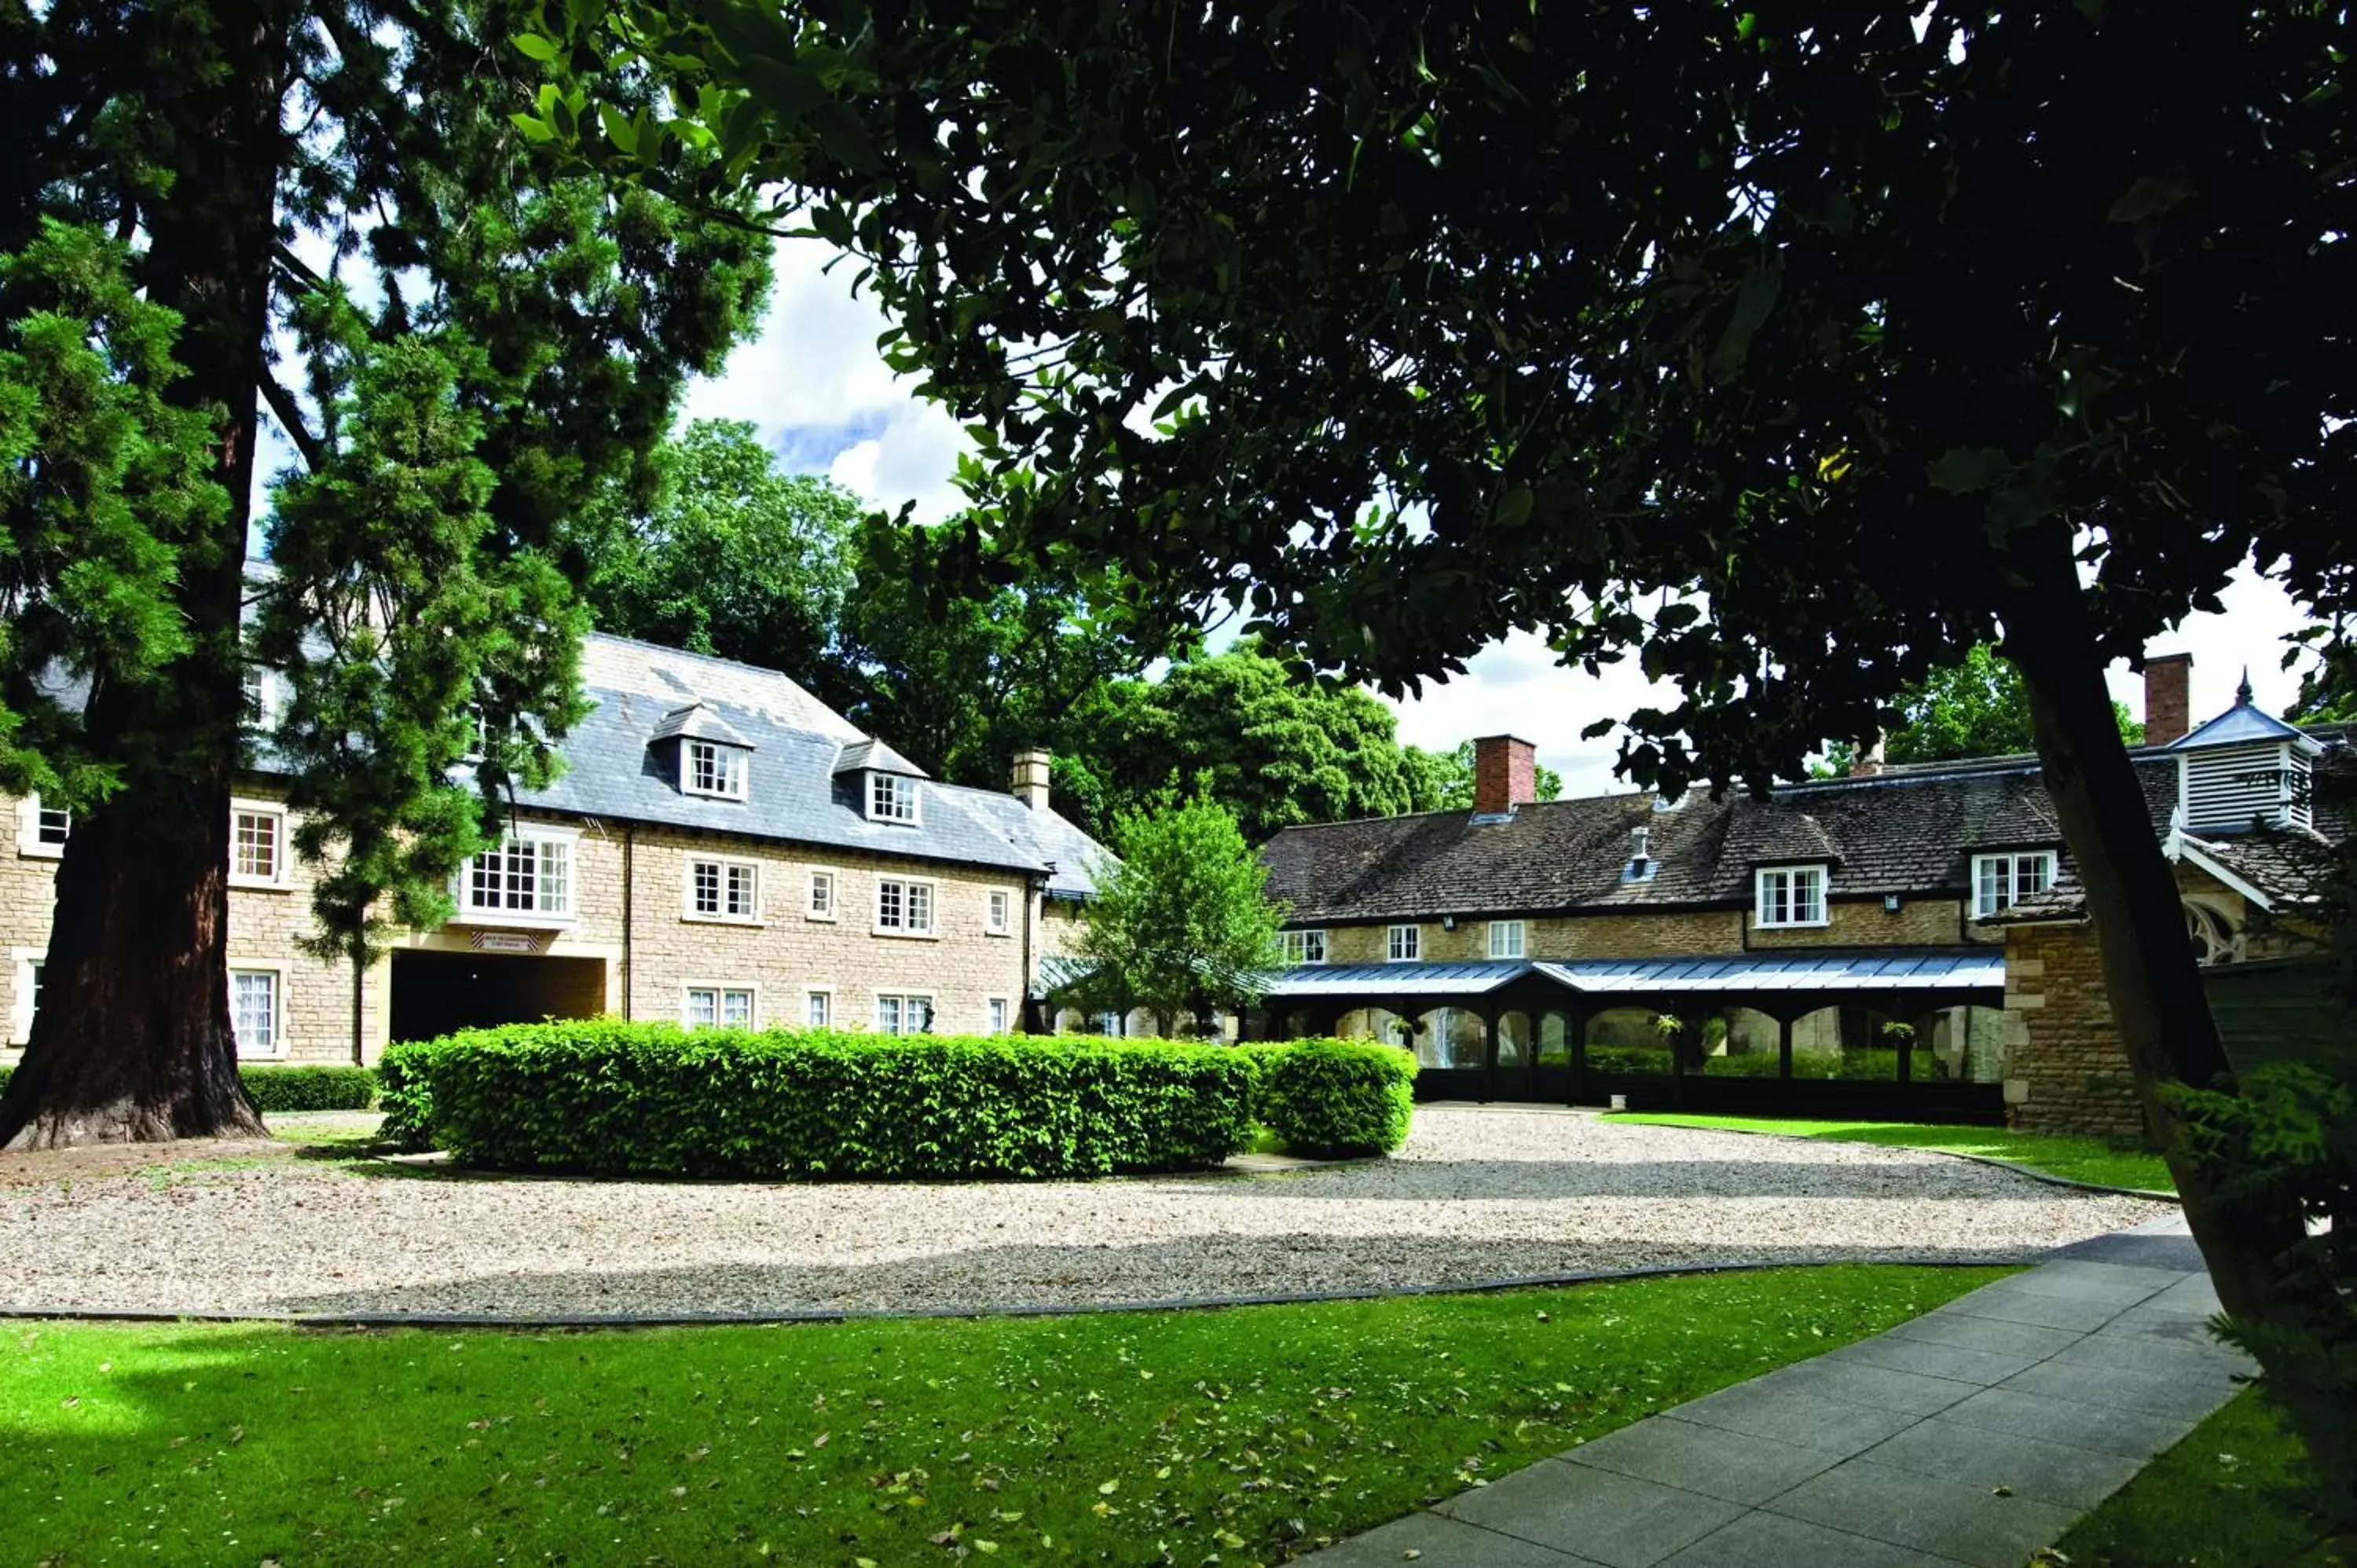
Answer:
[2177,829,2337,907]
[1260,951,2005,998]
[496,634,1105,898]
[647,702,753,749]
[833,737,926,778]
[1260,755,2180,923]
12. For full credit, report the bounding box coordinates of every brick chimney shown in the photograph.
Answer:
[2145,653,2194,746]
[1849,739,1886,779]
[1472,735,1538,816]
[1010,749,1052,810]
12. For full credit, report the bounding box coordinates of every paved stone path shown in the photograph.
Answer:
[1300,1215,2246,1568]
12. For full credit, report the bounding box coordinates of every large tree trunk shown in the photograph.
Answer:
[2001,525,2311,1324]
[0,0,284,1149]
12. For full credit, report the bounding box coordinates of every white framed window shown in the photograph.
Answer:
[684,984,757,1029]
[805,988,833,1029]
[1489,919,1527,959]
[230,966,284,1059]
[806,869,838,921]
[460,826,577,923]
[229,802,287,888]
[1756,864,1829,928]
[986,888,1014,935]
[1281,929,1329,965]
[10,949,46,1044]
[16,795,69,858]
[875,992,935,1035]
[1973,851,2058,919]
[682,739,749,800]
[875,876,937,936]
[986,996,1011,1035]
[1386,924,1421,962]
[240,669,268,724]
[685,855,761,922]
[867,772,920,823]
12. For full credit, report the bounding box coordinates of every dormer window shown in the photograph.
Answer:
[1973,851,2056,919]
[1755,864,1828,928]
[684,739,748,800]
[868,772,919,823]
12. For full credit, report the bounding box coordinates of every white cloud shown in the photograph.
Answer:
[684,237,973,523]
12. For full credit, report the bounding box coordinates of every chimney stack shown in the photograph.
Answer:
[1010,749,1052,811]
[1472,735,1538,816]
[2145,653,2194,746]
[1849,739,1886,779]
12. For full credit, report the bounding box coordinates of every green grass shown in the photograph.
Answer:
[0,1265,2002,1567]
[2054,1388,2352,1566]
[1603,1112,2176,1192]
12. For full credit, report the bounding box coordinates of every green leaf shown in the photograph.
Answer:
[731,55,825,126]
[598,102,638,155]
[1706,254,1783,383]
[1493,485,1534,528]
[510,31,562,61]
[1926,446,2013,495]
[508,112,557,143]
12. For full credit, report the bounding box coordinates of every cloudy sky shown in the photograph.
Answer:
[687,240,2320,797]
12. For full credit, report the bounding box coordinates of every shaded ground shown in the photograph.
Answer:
[0,1108,2167,1319]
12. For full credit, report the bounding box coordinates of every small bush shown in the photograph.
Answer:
[0,1063,375,1110]
[240,1064,378,1112]
[1248,1038,1417,1157]
[376,1022,1263,1179]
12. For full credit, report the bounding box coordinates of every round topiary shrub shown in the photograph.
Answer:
[1249,1038,1417,1157]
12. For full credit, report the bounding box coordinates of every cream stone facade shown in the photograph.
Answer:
[2,636,1106,1066]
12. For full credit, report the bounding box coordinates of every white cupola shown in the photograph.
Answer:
[2170,670,2322,834]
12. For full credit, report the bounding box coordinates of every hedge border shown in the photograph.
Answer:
[0,1063,377,1113]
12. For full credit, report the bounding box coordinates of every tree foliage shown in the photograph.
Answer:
[1064,792,1287,1036]
[0,0,768,1144]
[1817,645,2143,771]
[535,0,2357,1491]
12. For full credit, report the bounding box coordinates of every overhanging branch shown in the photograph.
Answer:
[259,375,325,472]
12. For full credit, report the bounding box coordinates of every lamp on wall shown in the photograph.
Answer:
[1441,914,1457,931]
[1883,894,1902,913]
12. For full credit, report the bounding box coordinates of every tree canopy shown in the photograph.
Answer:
[0,0,767,1146]
[532,0,2357,1494]
[1817,645,2143,771]
[1061,791,1286,1036]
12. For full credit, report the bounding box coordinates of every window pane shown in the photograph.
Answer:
[234,811,277,880]
[878,880,903,928]
[35,806,70,844]
[878,995,902,1033]
[687,988,717,1027]
[2020,854,2051,897]
[537,840,568,913]
[908,883,933,932]
[722,989,753,1027]
[810,872,833,914]
[988,998,1007,1034]
[232,972,276,1052]
[692,860,720,914]
[808,991,830,1028]
[910,996,933,1033]
[727,864,756,915]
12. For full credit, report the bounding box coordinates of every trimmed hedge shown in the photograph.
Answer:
[0,1063,376,1112]
[378,1022,1264,1178]
[1243,1039,1418,1157]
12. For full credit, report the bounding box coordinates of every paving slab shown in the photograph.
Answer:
[2000,1358,2243,1420]
[1758,1358,1979,1417]
[1968,1271,2166,1308]
[1822,1333,2045,1387]
[1933,1289,2128,1332]
[1667,1378,1920,1456]
[1767,1458,2079,1568]
[2048,1330,2252,1381]
[1937,1385,2198,1458]
[1883,1309,2084,1358]
[1297,1509,1604,1566]
[1855,1417,2145,1511]
[1562,1414,1843,1507]
[1656,1509,1963,1568]
[1438,1461,1747,1568]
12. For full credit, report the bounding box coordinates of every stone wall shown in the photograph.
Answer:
[1316,896,1997,965]
[2000,920,2145,1139]
[7,789,1062,1067]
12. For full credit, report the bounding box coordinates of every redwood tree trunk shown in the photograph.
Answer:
[0,0,284,1149]
[2000,526,2308,1321]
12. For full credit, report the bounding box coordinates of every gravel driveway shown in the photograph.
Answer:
[0,1108,2170,1320]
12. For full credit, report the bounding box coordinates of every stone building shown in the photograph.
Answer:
[1254,656,2342,1134]
[2,634,1104,1067]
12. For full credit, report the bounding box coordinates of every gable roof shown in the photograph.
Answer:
[833,737,926,778]
[2174,699,2323,755]
[648,702,753,749]
[1260,756,2179,924]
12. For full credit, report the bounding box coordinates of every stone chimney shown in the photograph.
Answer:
[2145,653,2194,746]
[1472,735,1538,816]
[1849,739,1886,778]
[1010,749,1052,811]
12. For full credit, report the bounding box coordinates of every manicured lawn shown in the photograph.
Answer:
[0,1265,2002,1567]
[1603,1111,2175,1192]
[2053,1388,2352,1566]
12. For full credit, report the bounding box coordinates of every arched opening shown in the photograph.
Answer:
[1585,1007,1673,1075]
[1413,1007,1487,1070]
[1790,1005,1901,1080]
[1496,1010,1532,1069]
[1537,1011,1573,1068]
[1337,1007,1412,1050]
[1693,1006,1783,1078]
[1910,1004,2005,1084]
[2183,898,2245,966]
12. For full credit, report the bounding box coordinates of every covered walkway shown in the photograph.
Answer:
[1255,951,2008,1123]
